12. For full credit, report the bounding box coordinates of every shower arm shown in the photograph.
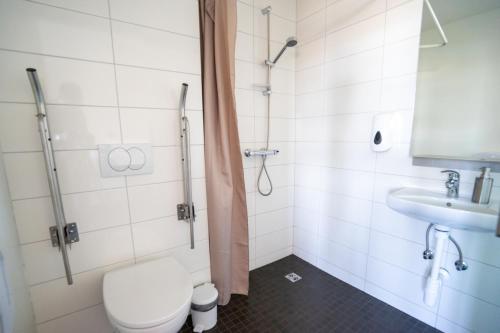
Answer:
[420,0,448,49]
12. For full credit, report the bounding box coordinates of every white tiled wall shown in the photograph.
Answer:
[294,0,500,332]
[0,0,209,332]
[236,0,296,270]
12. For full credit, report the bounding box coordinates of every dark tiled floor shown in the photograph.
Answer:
[181,255,441,333]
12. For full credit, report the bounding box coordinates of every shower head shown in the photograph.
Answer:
[270,36,298,65]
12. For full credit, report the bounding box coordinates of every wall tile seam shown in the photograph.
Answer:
[0,48,203,78]
[28,240,211,289]
[25,0,202,40]
[298,0,415,26]
[0,101,204,113]
[440,285,500,311]
[296,5,327,24]
[294,224,370,253]
[131,209,209,225]
[8,176,208,202]
[1,146,206,154]
[255,245,294,260]
[254,225,294,241]
[295,79,382,95]
[364,279,439,314]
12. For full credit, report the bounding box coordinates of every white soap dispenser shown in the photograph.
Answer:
[472,167,494,204]
[371,113,393,152]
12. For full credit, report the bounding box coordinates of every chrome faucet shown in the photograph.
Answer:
[442,170,460,198]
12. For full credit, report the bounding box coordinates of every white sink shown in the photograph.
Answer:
[387,187,499,232]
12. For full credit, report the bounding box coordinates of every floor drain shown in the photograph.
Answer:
[284,272,302,283]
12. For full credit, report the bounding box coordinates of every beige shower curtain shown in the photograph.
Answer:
[198,0,249,305]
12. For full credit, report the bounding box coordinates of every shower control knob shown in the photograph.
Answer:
[422,249,434,260]
[455,260,468,271]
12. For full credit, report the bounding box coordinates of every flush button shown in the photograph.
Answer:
[108,147,131,171]
[128,147,146,170]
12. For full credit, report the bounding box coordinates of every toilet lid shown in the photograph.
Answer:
[103,257,193,329]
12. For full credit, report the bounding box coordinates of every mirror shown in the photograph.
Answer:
[411,0,500,162]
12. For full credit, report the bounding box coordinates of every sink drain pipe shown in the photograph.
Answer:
[423,225,450,307]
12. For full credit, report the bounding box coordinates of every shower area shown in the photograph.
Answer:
[236,1,296,270]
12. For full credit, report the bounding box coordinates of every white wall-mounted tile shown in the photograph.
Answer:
[236,32,254,62]
[120,108,179,146]
[254,9,296,42]
[0,51,117,106]
[115,65,202,109]
[296,66,324,94]
[317,258,365,289]
[255,227,293,258]
[126,147,182,186]
[3,153,49,200]
[297,0,326,21]
[255,246,292,269]
[0,0,113,62]
[63,188,130,233]
[48,105,121,150]
[0,103,41,152]
[325,48,383,88]
[323,193,372,227]
[321,168,375,200]
[256,208,293,236]
[318,237,367,277]
[325,14,385,62]
[385,0,423,44]
[237,1,254,34]
[383,37,419,78]
[30,0,109,16]
[255,186,291,214]
[324,113,372,142]
[55,150,125,194]
[297,11,325,44]
[109,0,199,37]
[112,21,200,74]
[128,181,183,222]
[319,217,370,254]
[254,0,296,21]
[296,91,325,118]
[296,38,325,70]
[37,304,113,333]
[438,287,500,332]
[325,80,381,115]
[326,0,386,33]
[13,197,54,244]
[132,215,194,257]
[235,89,254,117]
[364,281,437,326]
[380,74,416,110]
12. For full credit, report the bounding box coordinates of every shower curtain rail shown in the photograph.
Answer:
[177,83,195,249]
[26,68,77,285]
[420,0,448,49]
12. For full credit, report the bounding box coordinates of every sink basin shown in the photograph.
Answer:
[387,188,499,232]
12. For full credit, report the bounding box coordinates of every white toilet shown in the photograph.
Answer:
[103,257,193,333]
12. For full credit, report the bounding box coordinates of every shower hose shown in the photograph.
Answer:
[257,91,273,197]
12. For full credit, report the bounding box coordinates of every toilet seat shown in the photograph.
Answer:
[103,257,193,330]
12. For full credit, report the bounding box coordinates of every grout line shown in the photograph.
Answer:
[25,0,201,39]
[0,47,202,78]
[107,0,137,262]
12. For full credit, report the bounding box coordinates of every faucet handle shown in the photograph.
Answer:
[441,170,460,180]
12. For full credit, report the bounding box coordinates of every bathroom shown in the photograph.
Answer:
[0,0,499,332]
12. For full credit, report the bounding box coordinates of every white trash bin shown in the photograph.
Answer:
[191,283,218,332]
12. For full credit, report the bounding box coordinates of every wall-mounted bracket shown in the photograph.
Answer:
[50,223,80,248]
[177,203,196,221]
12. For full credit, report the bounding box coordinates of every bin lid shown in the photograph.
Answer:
[192,283,218,305]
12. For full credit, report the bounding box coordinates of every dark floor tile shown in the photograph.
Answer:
[180,255,441,333]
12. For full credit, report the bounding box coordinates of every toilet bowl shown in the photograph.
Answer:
[103,257,193,333]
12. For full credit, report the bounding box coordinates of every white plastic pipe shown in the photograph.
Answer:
[424,225,450,306]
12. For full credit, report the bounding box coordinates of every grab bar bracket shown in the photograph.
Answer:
[49,223,80,248]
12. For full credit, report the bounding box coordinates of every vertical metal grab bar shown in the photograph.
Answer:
[177,83,195,249]
[26,68,74,285]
